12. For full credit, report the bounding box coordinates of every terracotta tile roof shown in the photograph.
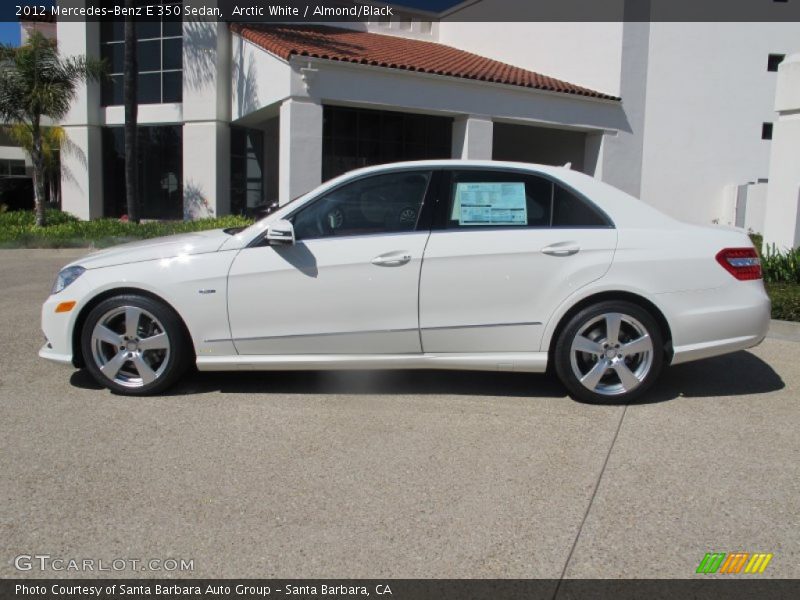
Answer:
[230,24,619,100]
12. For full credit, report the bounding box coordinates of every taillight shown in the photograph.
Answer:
[715,247,762,280]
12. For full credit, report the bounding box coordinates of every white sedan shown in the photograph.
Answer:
[40,161,770,403]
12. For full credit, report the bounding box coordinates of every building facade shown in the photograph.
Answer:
[44,1,799,237]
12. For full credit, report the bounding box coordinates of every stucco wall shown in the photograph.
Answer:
[639,22,800,225]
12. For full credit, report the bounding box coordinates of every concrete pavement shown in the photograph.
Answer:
[0,249,797,579]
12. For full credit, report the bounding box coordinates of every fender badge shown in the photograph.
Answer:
[198,289,216,294]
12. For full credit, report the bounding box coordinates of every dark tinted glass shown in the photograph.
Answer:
[136,20,161,40]
[137,40,161,72]
[101,42,124,74]
[163,11,183,37]
[101,75,124,106]
[444,170,552,228]
[291,171,431,240]
[137,72,161,103]
[100,19,124,43]
[162,37,182,70]
[162,71,182,102]
[230,127,265,216]
[103,125,183,219]
[552,184,610,227]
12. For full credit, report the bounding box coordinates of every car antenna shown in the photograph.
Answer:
[562,162,572,169]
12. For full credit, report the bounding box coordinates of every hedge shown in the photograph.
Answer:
[0,209,254,248]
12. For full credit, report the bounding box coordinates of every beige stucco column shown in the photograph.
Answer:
[451,115,493,160]
[278,98,323,205]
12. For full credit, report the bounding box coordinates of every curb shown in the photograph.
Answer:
[768,319,800,342]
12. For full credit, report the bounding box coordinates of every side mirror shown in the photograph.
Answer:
[266,219,295,245]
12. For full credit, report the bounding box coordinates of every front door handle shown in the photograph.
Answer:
[372,252,412,267]
[542,243,581,257]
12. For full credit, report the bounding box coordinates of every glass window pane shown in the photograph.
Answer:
[137,72,161,104]
[137,19,161,40]
[445,171,553,228]
[331,109,357,139]
[101,42,124,74]
[292,171,431,240]
[102,74,124,106]
[162,37,182,70]
[163,9,182,37]
[137,39,160,72]
[100,19,124,43]
[162,71,182,102]
[552,184,610,227]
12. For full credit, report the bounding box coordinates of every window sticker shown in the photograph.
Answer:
[452,182,528,226]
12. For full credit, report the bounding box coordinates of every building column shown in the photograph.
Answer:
[279,98,323,205]
[451,115,493,159]
[60,125,103,220]
[763,53,800,249]
[58,16,102,220]
[183,122,230,219]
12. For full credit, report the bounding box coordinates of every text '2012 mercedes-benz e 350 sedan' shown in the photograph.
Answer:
[40,161,770,403]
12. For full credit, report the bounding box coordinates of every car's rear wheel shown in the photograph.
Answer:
[554,301,664,404]
[80,294,191,395]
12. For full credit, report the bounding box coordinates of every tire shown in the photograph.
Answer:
[80,294,192,396]
[554,300,664,404]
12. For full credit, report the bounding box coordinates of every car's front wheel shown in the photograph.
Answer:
[80,294,191,395]
[554,301,664,404]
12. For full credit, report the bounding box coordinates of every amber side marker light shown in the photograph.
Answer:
[55,301,76,313]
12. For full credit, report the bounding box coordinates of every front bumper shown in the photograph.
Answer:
[39,342,73,366]
[40,292,82,367]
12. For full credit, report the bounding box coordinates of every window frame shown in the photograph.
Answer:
[100,2,183,106]
[431,167,614,231]
[251,168,440,247]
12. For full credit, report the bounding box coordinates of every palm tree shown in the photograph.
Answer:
[0,31,104,226]
[4,123,66,207]
[124,1,139,223]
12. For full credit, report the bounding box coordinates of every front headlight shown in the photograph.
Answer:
[51,266,86,295]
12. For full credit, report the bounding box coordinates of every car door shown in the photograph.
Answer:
[226,169,434,355]
[419,168,617,354]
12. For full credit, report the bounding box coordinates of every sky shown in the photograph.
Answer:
[0,1,464,47]
[0,22,20,46]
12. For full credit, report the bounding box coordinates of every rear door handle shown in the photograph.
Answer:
[542,243,580,257]
[372,251,412,267]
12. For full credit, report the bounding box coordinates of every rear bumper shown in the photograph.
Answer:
[662,280,770,365]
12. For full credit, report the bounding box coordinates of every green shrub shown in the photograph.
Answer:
[766,283,800,322]
[0,210,254,248]
[760,244,800,285]
[749,233,763,254]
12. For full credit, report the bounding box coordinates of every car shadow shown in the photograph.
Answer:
[69,350,784,404]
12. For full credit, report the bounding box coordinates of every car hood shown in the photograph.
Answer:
[69,229,233,270]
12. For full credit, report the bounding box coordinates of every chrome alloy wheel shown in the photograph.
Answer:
[569,312,654,397]
[90,306,171,388]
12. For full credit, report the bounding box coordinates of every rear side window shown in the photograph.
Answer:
[441,170,611,229]
[552,183,610,227]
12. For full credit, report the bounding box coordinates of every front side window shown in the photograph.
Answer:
[442,170,610,229]
[291,171,431,240]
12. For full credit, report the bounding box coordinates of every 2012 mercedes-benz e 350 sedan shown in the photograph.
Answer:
[40,161,770,403]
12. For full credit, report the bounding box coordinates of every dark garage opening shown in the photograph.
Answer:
[322,106,453,181]
[492,122,591,173]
